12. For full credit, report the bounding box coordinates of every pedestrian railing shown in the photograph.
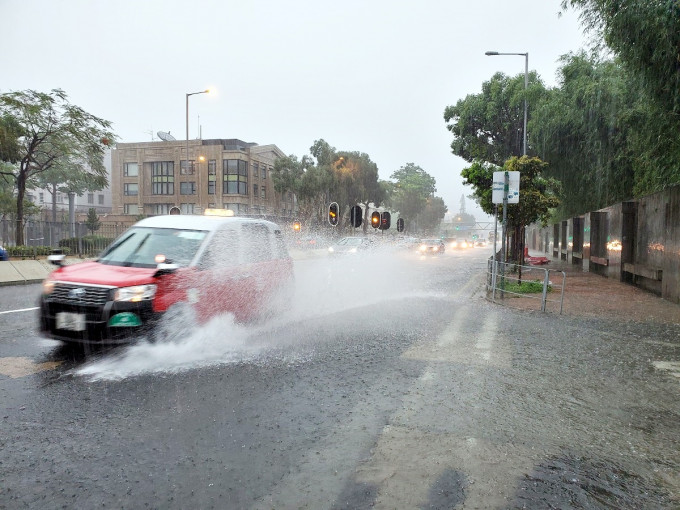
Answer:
[486,259,566,314]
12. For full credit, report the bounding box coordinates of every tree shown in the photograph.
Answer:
[561,0,680,115]
[418,196,448,234]
[387,163,437,225]
[444,72,546,165]
[0,114,23,164]
[85,207,101,235]
[461,156,560,262]
[0,89,115,245]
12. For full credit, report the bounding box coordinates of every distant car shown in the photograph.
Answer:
[418,239,445,255]
[448,238,471,249]
[474,238,488,247]
[38,211,294,344]
[0,245,8,261]
[327,236,373,255]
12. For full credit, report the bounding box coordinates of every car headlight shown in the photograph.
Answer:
[114,284,157,302]
[328,246,335,253]
[42,277,55,295]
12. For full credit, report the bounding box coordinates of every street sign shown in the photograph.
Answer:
[492,171,520,204]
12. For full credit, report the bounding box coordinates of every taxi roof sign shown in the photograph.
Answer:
[204,208,235,217]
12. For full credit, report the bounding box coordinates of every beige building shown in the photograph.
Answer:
[111,138,296,219]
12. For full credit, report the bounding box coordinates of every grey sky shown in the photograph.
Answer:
[1,0,588,220]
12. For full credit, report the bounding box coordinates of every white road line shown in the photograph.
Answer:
[0,306,39,315]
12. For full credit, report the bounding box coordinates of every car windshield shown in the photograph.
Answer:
[98,227,208,268]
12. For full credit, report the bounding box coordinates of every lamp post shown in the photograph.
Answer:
[485,51,528,156]
[186,90,210,209]
[486,51,528,289]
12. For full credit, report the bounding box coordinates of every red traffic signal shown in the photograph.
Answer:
[380,211,391,230]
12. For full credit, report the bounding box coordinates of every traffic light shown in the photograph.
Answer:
[293,221,301,232]
[350,205,362,228]
[328,202,339,226]
[396,218,404,233]
[380,211,391,230]
[371,211,380,228]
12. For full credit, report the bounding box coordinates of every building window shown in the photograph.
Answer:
[88,193,94,204]
[223,159,248,195]
[180,203,196,215]
[124,203,140,215]
[148,203,173,215]
[98,194,104,205]
[147,161,174,195]
[260,186,266,199]
[252,162,259,178]
[208,160,216,195]
[180,182,196,195]
[39,192,44,203]
[124,162,139,177]
[124,183,139,196]
[261,166,267,179]
[180,160,195,175]
[253,184,258,196]
[225,203,248,214]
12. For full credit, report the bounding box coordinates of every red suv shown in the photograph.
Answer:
[39,212,294,344]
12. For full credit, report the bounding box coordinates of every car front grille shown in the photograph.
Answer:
[48,283,112,306]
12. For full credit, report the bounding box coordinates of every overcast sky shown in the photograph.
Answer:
[2,0,589,220]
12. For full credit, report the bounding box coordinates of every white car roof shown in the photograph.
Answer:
[134,214,280,232]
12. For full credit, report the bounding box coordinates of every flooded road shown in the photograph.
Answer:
[1,248,678,508]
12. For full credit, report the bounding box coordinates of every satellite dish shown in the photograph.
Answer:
[157,131,176,141]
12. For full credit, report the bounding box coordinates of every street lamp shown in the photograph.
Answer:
[485,51,528,286]
[185,89,209,214]
[185,89,210,198]
[485,51,528,156]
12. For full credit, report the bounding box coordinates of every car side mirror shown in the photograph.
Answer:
[153,262,179,277]
[47,254,66,267]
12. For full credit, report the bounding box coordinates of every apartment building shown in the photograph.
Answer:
[111,138,296,218]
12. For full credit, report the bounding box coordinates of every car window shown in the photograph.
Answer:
[98,227,207,268]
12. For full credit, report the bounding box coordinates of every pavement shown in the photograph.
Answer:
[0,259,58,286]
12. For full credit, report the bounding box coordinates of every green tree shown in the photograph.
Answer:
[444,72,546,165]
[85,207,101,235]
[387,163,437,226]
[0,114,23,163]
[0,89,115,245]
[418,196,448,234]
[462,156,560,262]
[561,0,680,114]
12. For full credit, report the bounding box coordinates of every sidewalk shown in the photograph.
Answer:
[499,254,680,324]
[0,259,55,286]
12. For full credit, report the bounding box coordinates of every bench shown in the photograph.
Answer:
[623,263,663,281]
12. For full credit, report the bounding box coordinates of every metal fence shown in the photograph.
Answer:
[486,259,566,313]
[1,219,130,257]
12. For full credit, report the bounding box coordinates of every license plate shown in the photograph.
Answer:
[56,312,86,331]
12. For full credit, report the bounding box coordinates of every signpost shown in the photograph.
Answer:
[492,171,520,296]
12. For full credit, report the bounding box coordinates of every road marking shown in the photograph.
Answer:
[0,357,62,378]
[0,306,39,315]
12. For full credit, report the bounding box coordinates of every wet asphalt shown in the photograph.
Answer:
[0,248,678,509]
